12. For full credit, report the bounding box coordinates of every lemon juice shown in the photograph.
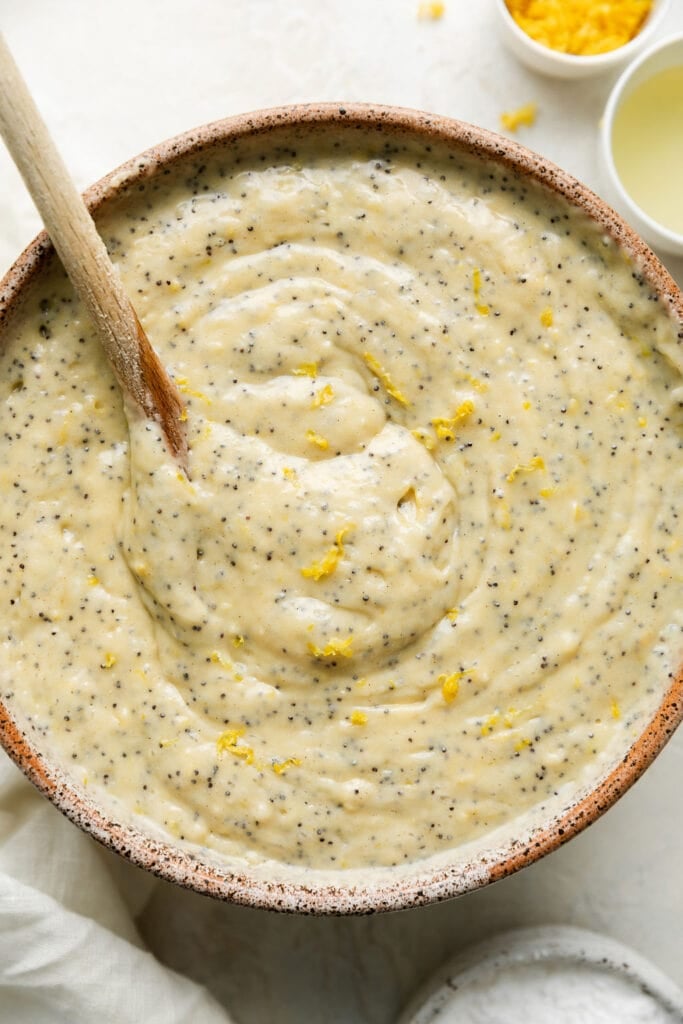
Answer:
[611,66,683,235]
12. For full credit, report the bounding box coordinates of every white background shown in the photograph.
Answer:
[1,2,682,1021]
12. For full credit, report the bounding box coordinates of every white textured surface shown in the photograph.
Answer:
[0,2,682,1022]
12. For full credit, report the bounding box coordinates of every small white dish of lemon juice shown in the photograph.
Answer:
[602,34,683,256]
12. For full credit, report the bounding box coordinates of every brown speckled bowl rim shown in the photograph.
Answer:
[0,103,681,915]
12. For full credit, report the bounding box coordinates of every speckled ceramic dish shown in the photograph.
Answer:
[0,104,681,914]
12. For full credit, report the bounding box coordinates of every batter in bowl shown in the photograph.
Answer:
[1,130,681,870]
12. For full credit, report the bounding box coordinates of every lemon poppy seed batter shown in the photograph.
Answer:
[1,133,681,870]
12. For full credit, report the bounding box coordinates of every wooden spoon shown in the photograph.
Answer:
[0,33,188,470]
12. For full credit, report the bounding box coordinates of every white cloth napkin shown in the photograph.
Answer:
[0,755,232,1024]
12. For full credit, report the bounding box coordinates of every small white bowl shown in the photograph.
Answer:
[601,34,683,256]
[496,0,671,79]
[399,926,683,1023]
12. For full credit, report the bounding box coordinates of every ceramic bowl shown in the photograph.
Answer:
[0,104,681,914]
[601,34,683,256]
[495,0,672,79]
[398,925,683,1022]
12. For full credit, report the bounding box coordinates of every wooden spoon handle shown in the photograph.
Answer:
[0,33,188,468]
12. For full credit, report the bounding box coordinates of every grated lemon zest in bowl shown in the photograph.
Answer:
[363,351,411,406]
[540,306,554,327]
[272,756,301,775]
[306,428,329,450]
[350,709,368,726]
[505,0,653,56]
[481,711,500,736]
[507,455,545,482]
[439,672,463,703]
[472,268,490,316]
[412,427,436,451]
[175,375,211,403]
[307,636,354,659]
[466,374,488,394]
[293,362,318,378]
[311,383,335,409]
[210,650,231,668]
[432,400,475,442]
[217,727,255,764]
[301,525,353,581]
[500,102,538,133]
